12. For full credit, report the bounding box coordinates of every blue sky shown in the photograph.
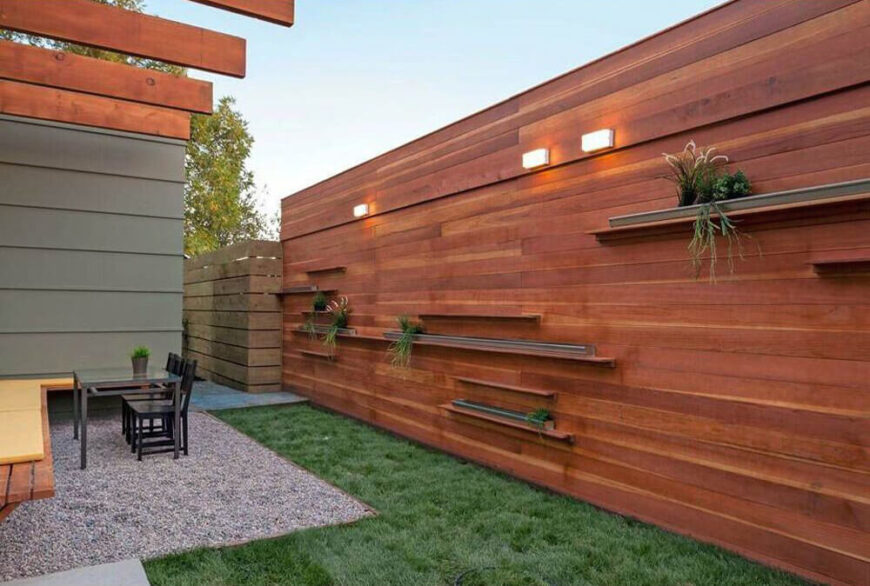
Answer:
[147,0,720,214]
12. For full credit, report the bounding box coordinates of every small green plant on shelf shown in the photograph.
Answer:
[303,292,329,339]
[388,315,424,369]
[663,140,755,281]
[323,296,350,356]
[526,408,554,431]
[312,291,328,312]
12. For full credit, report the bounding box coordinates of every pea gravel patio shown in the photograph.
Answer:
[0,410,373,582]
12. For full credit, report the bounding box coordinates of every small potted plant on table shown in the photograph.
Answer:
[131,345,150,376]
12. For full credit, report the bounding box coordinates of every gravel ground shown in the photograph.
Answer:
[0,412,372,582]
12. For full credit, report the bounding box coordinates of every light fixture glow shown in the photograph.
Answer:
[522,148,550,169]
[353,203,369,218]
[581,128,614,152]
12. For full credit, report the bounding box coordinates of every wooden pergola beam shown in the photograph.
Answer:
[0,0,246,78]
[189,0,295,27]
[0,80,191,140]
[0,41,213,114]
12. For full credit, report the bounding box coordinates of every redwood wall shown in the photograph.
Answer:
[279,2,870,584]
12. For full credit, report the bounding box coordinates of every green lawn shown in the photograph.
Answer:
[144,405,806,586]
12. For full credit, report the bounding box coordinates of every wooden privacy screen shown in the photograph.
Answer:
[280,1,870,584]
[183,241,283,393]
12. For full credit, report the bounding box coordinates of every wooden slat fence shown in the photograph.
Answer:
[183,240,282,392]
[279,1,870,584]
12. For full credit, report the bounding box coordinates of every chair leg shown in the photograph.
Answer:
[182,414,188,456]
[121,402,126,435]
[131,413,137,453]
[137,416,143,461]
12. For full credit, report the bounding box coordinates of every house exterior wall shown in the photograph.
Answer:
[279,1,869,584]
[0,115,185,377]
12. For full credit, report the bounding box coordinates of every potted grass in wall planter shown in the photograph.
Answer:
[388,315,424,368]
[526,408,555,431]
[303,292,330,339]
[131,346,150,376]
[663,140,756,281]
[323,296,350,356]
[312,291,328,312]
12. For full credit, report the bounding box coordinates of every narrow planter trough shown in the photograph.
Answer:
[452,400,554,431]
[607,178,870,228]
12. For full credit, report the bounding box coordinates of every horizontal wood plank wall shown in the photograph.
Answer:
[280,2,870,584]
[183,240,283,392]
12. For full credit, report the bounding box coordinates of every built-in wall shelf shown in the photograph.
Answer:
[421,313,542,323]
[294,326,357,336]
[383,332,614,367]
[278,286,336,295]
[299,349,336,360]
[442,402,574,443]
[456,377,556,398]
[809,255,870,275]
[589,180,870,242]
[305,266,347,275]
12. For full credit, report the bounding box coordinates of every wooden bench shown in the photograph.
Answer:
[0,384,59,522]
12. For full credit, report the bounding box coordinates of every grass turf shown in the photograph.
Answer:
[144,404,807,586]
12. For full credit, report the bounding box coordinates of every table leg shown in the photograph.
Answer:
[80,388,88,470]
[73,378,79,440]
[173,382,180,460]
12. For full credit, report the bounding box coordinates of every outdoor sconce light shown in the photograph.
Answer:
[581,128,614,152]
[353,203,369,218]
[522,148,550,169]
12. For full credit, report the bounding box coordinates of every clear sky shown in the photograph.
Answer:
[146,0,720,214]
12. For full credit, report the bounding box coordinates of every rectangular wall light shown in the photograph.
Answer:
[581,129,614,152]
[522,148,550,169]
[353,203,369,218]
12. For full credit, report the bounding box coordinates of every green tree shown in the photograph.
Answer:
[185,97,274,256]
[2,0,275,255]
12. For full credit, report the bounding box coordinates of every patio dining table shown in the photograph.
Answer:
[72,367,181,469]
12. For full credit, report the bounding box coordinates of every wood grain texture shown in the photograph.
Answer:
[280,1,870,584]
[189,0,294,26]
[0,389,55,515]
[0,0,246,77]
[183,241,283,392]
[0,41,213,114]
[0,80,191,139]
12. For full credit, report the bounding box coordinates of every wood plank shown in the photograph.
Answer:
[185,240,282,270]
[0,79,191,139]
[0,0,246,77]
[0,40,213,114]
[189,0,295,27]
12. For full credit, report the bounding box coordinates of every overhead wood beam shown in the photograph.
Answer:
[0,41,213,114]
[189,0,295,27]
[0,80,191,140]
[0,0,246,78]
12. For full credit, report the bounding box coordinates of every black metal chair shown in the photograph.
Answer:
[129,358,197,460]
[121,352,181,443]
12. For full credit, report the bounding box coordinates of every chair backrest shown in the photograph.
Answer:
[179,358,197,413]
[166,353,183,376]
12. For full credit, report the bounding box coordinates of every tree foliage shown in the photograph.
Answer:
[185,97,274,256]
[2,0,276,255]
